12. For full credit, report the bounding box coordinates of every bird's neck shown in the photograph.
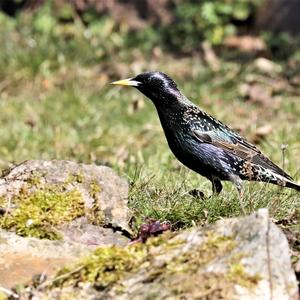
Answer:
[154,100,190,133]
[154,94,195,123]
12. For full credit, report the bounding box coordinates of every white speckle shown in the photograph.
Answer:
[26,219,34,227]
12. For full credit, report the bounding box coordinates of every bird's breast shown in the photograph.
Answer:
[157,110,190,151]
[163,127,196,162]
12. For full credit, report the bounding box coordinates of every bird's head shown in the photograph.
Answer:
[111,71,182,107]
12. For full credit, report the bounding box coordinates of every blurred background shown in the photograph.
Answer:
[0,0,299,179]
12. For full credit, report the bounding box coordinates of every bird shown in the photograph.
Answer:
[111,71,300,210]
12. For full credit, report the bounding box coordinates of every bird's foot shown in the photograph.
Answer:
[188,189,221,199]
[188,189,206,199]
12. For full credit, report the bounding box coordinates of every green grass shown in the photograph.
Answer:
[0,11,299,243]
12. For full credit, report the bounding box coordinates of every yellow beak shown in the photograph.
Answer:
[110,78,140,87]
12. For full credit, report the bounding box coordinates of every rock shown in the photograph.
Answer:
[0,160,131,288]
[0,229,127,290]
[0,160,131,236]
[21,209,298,300]
[60,217,129,246]
[0,229,92,289]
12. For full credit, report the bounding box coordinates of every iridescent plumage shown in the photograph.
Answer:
[112,71,300,200]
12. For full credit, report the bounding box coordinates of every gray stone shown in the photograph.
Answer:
[0,229,92,288]
[60,217,129,246]
[0,160,131,289]
[0,160,131,235]
[110,209,297,300]
[23,209,298,300]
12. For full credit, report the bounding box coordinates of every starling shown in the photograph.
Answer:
[111,71,300,202]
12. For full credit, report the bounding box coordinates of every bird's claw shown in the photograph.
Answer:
[188,189,206,199]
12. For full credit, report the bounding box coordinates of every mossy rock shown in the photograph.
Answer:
[0,160,130,240]
[19,210,297,300]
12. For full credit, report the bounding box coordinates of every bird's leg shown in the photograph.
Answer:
[188,189,205,199]
[189,177,222,199]
[211,177,223,195]
[229,174,246,215]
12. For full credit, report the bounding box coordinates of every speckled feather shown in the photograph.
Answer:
[114,71,300,194]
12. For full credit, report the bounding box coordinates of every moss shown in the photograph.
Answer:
[227,263,261,288]
[89,180,101,198]
[169,272,235,299]
[51,232,237,290]
[26,173,44,186]
[53,245,146,289]
[64,172,85,186]
[167,232,237,274]
[86,180,105,225]
[155,233,259,298]
[0,196,6,207]
[39,231,260,298]
[136,233,240,299]
[145,231,177,247]
[0,172,108,238]
[71,172,85,184]
[86,202,105,226]
[0,183,85,240]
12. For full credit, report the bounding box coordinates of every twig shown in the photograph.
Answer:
[0,286,19,298]
[280,144,288,172]
[38,265,84,290]
[266,218,273,300]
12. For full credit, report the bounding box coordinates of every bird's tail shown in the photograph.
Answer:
[285,180,300,192]
[254,163,300,192]
[266,170,300,192]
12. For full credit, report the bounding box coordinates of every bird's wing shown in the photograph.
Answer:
[191,128,293,180]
